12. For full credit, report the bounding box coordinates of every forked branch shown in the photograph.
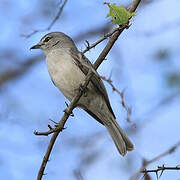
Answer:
[36,1,142,179]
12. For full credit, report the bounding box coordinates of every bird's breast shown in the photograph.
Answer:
[46,50,85,100]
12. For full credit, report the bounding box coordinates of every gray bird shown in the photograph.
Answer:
[30,32,134,156]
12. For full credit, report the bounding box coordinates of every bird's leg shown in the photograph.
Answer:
[74,84,88,97]
[79,83,88,97]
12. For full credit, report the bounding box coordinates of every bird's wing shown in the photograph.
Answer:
[70,48,116,119]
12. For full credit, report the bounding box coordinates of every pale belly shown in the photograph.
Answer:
[46,50,86,100]
[45,50,110,120]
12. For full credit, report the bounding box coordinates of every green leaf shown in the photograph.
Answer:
[105,3,135,25]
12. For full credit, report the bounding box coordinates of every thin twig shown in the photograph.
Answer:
[131,141,180,180]
[146,141,180,165]
[82,28,121,54]
[34,126,65,136]
[36,70,94,180]
[1,24,110,86]
[82,0,141,54]
[142,165,180,179]
[47,0,67,30]
[0,1,137,86]
[36,1,142,179]
[142,165,180,173]
[22,0,68,38]
[101,75,133,123]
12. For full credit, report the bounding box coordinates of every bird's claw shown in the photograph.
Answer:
[79,84,88,97]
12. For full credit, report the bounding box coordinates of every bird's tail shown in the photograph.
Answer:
[104,117,134,156]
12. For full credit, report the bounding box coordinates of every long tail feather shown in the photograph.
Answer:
[104,118,134,156]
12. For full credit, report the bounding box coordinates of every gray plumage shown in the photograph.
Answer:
[30,32,134,156]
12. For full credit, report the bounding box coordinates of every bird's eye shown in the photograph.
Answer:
[44,36,51,43]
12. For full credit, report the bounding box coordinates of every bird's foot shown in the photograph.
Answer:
[78,84,88,97]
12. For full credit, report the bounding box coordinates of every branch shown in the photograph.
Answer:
[142,165,180,173]
[101,75,133,123]
[82,28,121,54]
[36,1,142,179]
[1,1,140,86]
[22,0,68,38]
[83,0,141,58]
[93,0,141,69]
[1,24,110,86]
[47,0,68,30]
[145,141,180,165]
[36,69,94,180]
[125,89,180,135]
[131,141,180,180]
[34,125,65,136]
[142,165,180,179]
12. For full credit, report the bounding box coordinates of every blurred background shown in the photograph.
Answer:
[0,0,180,179]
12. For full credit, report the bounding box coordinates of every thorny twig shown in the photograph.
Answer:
[142,165,180,179]
[22,0,68,38]
[101,75,133,123]
[131,141,180,180]
[34,126,66,136]
[82,27,126,54]
[1,24,108,86]
[1,2,132,86]
[35,0,142,179]
[36,69,94,180]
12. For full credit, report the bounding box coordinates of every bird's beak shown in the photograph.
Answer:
[30,43,41,50]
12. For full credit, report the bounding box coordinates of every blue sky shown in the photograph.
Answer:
[0,0,180,179]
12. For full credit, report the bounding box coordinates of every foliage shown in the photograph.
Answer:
[105,3,135,25]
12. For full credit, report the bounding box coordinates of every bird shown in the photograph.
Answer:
[30,32,134,156]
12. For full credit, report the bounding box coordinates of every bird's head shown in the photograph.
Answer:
[30,32,76,55]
